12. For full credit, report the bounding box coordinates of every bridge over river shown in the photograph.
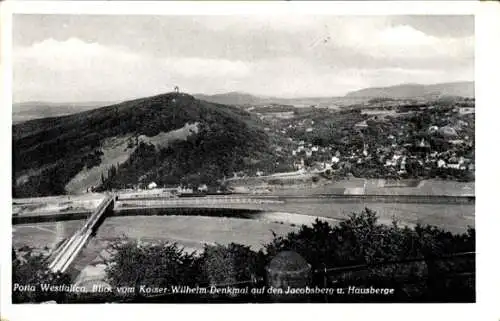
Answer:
[13,193,474,272]
[14,193,474,224]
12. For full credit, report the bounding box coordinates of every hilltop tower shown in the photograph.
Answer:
[174,86,179,94]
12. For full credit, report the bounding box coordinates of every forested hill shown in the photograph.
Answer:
[13,92,273,197]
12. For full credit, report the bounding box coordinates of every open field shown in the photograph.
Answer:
[361,109,398,116]
[65,136,136,194]
[138,122,199,149]
[233,178,475,197]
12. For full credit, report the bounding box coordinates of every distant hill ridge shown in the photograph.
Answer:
[345,81,474,99]
[194,92,363,107]
[12,101,114,124]
[194,82,474,106]
[13,81,474,124]
[194,92,266,106]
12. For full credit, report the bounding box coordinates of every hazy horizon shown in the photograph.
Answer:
[12,79,475,105]
[13,15,474,103]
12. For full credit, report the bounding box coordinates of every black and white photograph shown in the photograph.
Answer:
[5,4,482,307]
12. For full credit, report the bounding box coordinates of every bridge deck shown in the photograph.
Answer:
[48,194,115,273]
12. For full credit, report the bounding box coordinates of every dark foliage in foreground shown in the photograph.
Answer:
[265,208,475,302]
[266,208,474,268]
[12,248,72,303]
[12,209,475,303]
[105,240,200,290]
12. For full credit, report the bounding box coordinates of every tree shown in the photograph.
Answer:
[105,238,199,296]
[264,209,475,302]
[197,243,266,287]
[12,247,72,303]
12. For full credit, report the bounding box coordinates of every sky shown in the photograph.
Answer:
[13,15,474,102]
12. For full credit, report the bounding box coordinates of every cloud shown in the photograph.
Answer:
[13,38,254,101]
[378,25,437,46]
[389,15,474,38]
[372,25,474,59]
[325,24,473,60]
[13,19,474,102]
[163,57,250,79]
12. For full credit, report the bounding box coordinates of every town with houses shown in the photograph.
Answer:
[237,97,474,181]
[137,97,475,195]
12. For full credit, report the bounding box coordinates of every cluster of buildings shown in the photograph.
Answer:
[289,140,340,171]
[284,102,473,179]
[119,183,210,198]
[347,109,474,178]
[233,99,475,182]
